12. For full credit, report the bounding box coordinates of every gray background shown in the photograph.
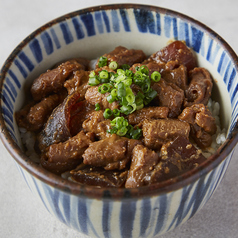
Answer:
[0,0,237,237]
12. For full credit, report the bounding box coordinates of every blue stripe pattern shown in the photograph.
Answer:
[1,7,237,238]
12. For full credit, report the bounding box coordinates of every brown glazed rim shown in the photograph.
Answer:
[0,4,238,200]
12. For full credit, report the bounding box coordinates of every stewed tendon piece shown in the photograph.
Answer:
[37,91,83,152]
[96,46,147,68]
[142,118,190,150]
[152,79,184,118]
[41,131,94,174]
[70,163,128,188]
[125,136,206,188]
[82,134,142,170]
[178,104,217,148]
[31,60,84,101]
[184,67,213,107]
[145,40,198,73]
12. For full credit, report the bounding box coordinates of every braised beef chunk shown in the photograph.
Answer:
[37,91,81,152]
[127,106,169,125]
[184,67,213,107]
[64,70,90,95]
[31,61,82,101]
[178,104,217,148]
[85,86,119,110]
[70,164,128,188]
[82,110,111,139]
[146,40,197,72]
[16,92,67,132]
[160,136,206,174]
[142,119,190,149]
[41,131,94,174]
[161,65,188,90]
[96,46,146,68]
[83,134,130,170]
[152,79,184,118]
[125,144,160,188]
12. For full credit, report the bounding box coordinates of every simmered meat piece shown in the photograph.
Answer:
[83,134,142,170]
[31,61,82,101]
[145,40,197,72]
[127,106,169,125]
[82,110,111,139]
[96,46,146,68]
[83,134,127,170]
[125,144,160,188]
[37,91,81,152]
[178,104,217,148]
[159,135,206,176]
[54,58,90,70]
[161,65,188,90]
[16,92,67,132]
[70,163,128,188]
[64,70,90,95]
[142,119,190,149]
[41,131,94,174]
[69,100,95,136]
[152,79,184,118]
[184,67,213,107]
[85,86,119,110]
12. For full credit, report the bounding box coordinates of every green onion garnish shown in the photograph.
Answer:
[98,56,108,67]
[95,103,101,111]
[109,61,118,70]
[151,71,161,82]
[89,57,159,139]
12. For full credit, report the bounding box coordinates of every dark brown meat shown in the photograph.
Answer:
[184,67,213,107]
[15,92,67,132]
[146,40,197,73]
[41,131,94,174]
[159,135,207,177]
[83,134,128,170]
[31,61,82,101]
[64,70,90,95]
[82,110,111,139]
[37,91,81,152]
[70,163,128,188]
[152,79,184,118]
[142,119,190,150]
[161,65,188,90]
[178,104,217,148]
[96,46,146,68]
[82,134,142,170]
[125,144,160,188]
[127,106,169,125]
[85,86,119,110]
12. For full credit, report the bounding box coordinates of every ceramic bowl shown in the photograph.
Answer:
[0,4,238,238]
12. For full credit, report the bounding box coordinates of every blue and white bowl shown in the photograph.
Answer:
[0,4,238,238]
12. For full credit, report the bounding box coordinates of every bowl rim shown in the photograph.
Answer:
[0,3,238,200]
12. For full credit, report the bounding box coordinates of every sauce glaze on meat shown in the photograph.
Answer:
[16,41,217,188]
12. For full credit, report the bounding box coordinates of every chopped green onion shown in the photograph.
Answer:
[117,82,126,97]
[95,103,101,111]
[109,61,118,70]
[98,56,108,67]
[98,83,112,94]
[121,64,130,70]
[151,71,161,82]
[113,108,121,117]
[111,88,117,97]
[99,70,109,79]
[138,65,149,75]
[107,94,117,103]
[89,76,100,86]
[103,108,113,119]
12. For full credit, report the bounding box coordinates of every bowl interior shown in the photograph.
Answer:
[1,4,238,196]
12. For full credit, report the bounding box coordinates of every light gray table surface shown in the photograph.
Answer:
[0,0,237,237]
